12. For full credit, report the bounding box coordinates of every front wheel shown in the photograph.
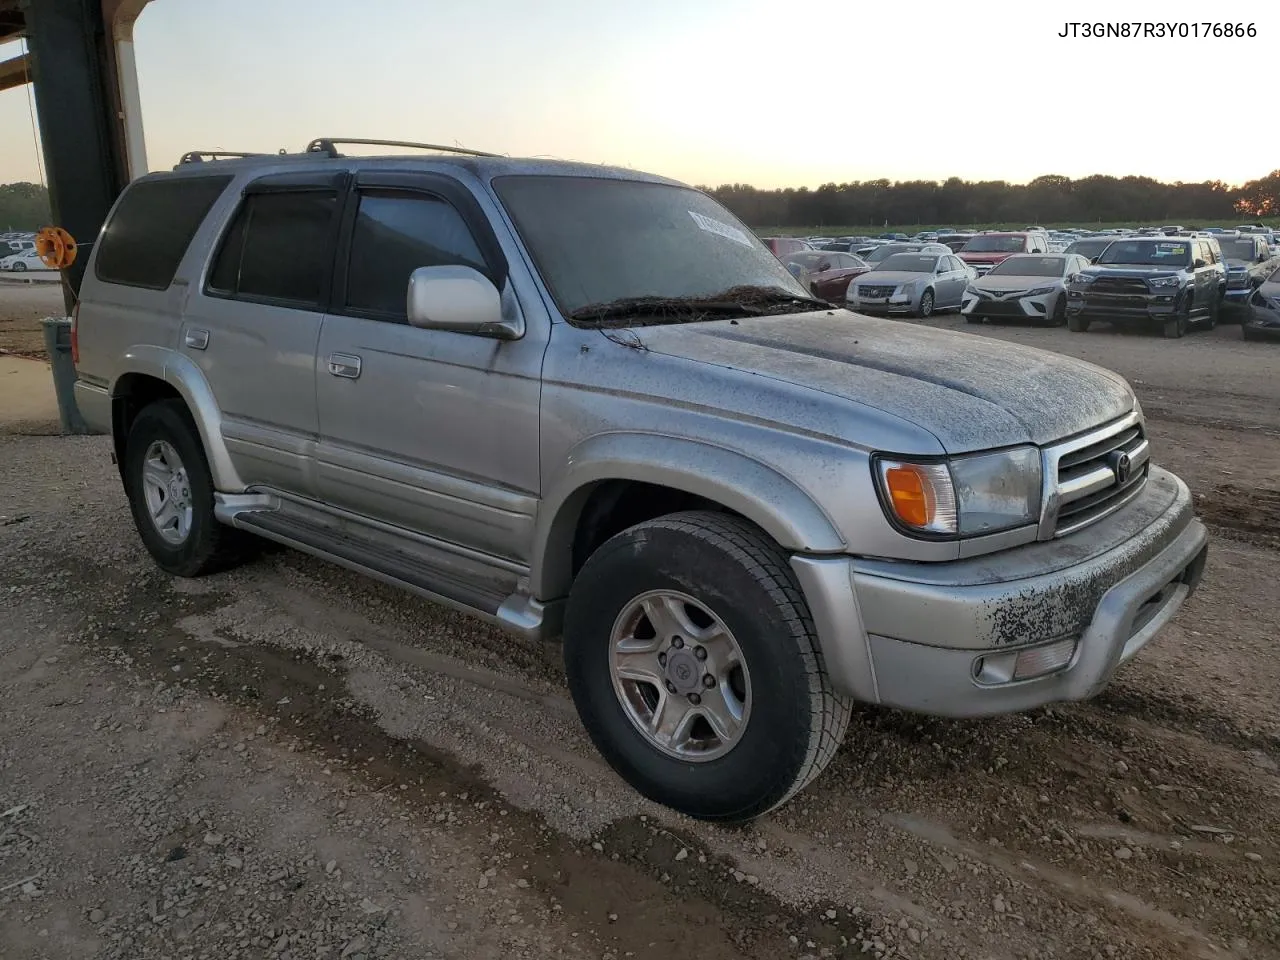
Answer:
[563,511,852,823]
[1162,295,1190,339]
[1204,295,1219,330]
[1067,313,1091,332]
[916,289,935,318]
[965,313,985,325]
[11,262,26,272]
[1051,295,1067,326]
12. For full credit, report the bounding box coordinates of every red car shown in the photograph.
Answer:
[760,236,814,258]
[958,232,1048,276]
[784,251,872,299]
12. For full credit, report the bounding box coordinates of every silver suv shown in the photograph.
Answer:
[72,139,1209,822]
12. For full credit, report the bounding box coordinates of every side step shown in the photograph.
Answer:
[216,494,560,641]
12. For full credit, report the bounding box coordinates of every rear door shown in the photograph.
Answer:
[312,170,544,563]
[181,171,347,495]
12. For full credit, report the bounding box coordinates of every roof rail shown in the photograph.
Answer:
[178,151,273,164]
[304,138,500,159]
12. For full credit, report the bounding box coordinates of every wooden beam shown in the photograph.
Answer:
[0,52,31,93]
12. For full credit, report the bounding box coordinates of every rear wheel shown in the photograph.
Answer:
[123,400,259,577]
[563,511,852,822]
[916,289,935,318]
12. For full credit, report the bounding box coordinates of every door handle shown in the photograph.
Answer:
[184,328,209,350]
[327,353,362,379]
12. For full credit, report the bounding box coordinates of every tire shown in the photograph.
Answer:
[123,399,258,577]
[1204,295,1219,330]
[12,262,26,272]
[563,511,853,823]
[1162,296,1190,339]
[1050,295,1067,326]
[916,289,935,318]
[1067,314,1090,333]
[965,314,985,324]
[1242,325,1257,342]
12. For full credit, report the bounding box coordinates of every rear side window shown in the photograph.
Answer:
[343,192,487,320]
[95,176,231,290]
[208,191,337,307]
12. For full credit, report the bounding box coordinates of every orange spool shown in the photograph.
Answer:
[35,226,78,269]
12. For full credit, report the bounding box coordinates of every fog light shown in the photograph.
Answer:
[1013,637,1077,680]
[972,637,1078,685]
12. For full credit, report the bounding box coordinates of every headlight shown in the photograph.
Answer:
[875,447,1042,538]
[1147,275,1181,288]
[1073,274,1095,285]
[1024,285,1057,297]
[895,282,917,296]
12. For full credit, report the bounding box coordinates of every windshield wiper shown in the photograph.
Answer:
[567,286,831,328]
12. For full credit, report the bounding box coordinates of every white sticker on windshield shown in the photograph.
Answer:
[689,210,753,248]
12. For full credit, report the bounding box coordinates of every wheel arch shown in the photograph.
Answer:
[110,346,244,491]
[532,433,846,601]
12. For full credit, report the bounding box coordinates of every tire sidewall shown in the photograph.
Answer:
[123,402,220,576]
[918,289,934,318]
[564,521,818,821]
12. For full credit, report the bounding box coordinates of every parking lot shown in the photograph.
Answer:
[2,307,1278,960]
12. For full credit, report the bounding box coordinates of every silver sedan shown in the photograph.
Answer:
[846,252,975,318]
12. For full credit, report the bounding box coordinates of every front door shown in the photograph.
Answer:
[180,171,347,495]
[313,173,545,564]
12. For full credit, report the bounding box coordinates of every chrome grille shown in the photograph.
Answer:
[1091,277,1148,294]
[1042,413,1150,538]
[858,284,895,298]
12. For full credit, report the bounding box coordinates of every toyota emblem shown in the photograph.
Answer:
[1110,451,1132,485]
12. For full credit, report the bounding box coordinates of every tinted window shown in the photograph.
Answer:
[987,256,1067,278]
[345,192,487,319]
[208,191,336,306]
[876,254,939,273]
[960,235,1028,253]
[96,176,231,289]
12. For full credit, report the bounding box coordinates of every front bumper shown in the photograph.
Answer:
[1065,291,1182,321]
[792,466,1207,717]
[961,290,1056,319]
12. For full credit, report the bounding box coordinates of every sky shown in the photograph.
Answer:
[1,0,1276,189]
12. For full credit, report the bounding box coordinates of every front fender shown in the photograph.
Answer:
[531,432,846,601]
[113,345,245,491]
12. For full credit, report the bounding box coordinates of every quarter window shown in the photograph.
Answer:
[208,190,338,307]
[344,192,487,320]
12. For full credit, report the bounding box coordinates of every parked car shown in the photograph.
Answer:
[846,251,972,317]
[961,253,1091,326]
[937,232,975,252]
[863,241,951,266]
[1063,236,1122,263]
[957,232,1048,275]
[1065,236,1223,337]
[1242,264,1280,341]
[760,237,813,258]
[1216,233,1278,313]
[784,250,873,300]
[0,250,50,272]
[71,145,1208,823]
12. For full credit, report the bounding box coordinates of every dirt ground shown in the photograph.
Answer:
[0,283,66,359]
[2,316,1278,960]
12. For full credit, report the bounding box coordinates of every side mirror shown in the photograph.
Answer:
[407,265,521,340]
[1193,259,1206,269]
[1250,275,1265,289]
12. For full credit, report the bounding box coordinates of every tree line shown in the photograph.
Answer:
[0,182,51,232]
[702,170,1280,228]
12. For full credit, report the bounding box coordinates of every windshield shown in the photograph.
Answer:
[1217,239,1256,261]
[1096,239,1191,267]
[986,257,1066,278]
[875,254,939,273]
[961,235,1027,253]
[493,177,812,322]
[865,243,924,263]
[1065,239,1114,258]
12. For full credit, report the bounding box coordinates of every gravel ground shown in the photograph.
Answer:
[2,317,1278,960]
[0,283,65,359]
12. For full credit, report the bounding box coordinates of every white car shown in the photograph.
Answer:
[961,253,1091,326]
[0,250,51,272]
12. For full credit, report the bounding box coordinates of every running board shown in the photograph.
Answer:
[215,494,559,642]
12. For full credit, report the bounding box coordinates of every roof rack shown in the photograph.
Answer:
[304,138,500,159]
[179,151,272,164]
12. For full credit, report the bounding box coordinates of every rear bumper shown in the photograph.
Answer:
[792,467,1207,717]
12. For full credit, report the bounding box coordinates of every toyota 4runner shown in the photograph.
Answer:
[72,139,1209,822]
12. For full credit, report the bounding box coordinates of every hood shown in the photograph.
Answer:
[852,270,931,286]
[959,250,1018,263]
[973,274,1063,292]
[633,311,1135,452]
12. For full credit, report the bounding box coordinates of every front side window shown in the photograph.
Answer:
[208,190,337,306]
[344,192,487,320]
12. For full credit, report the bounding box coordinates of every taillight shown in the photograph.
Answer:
[70,301,79,366]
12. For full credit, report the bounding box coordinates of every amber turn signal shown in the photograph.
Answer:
[878,460,957,535]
